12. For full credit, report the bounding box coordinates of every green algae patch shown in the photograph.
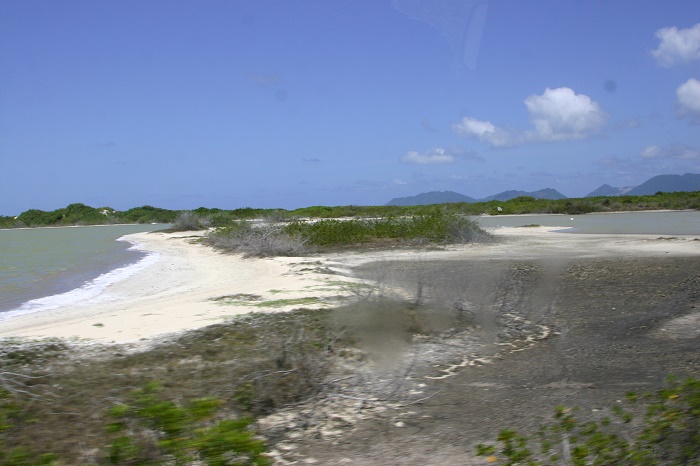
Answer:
[209,293,263,305]
[253,297,326,308]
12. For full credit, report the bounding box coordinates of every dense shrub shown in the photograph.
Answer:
[16,209,64,227]
[64,203,119,225]
[119,205,177,224]
[283,209,490,247]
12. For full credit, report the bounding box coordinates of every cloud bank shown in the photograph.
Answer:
[452,87,606,147]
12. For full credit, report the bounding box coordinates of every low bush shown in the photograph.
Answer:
[205,220,308,256]
[476,376,700,465]
[284,209,491,248]
[0,309,339,463]
[171,210,207,231]
[205,209,490,256]
[105,382,270,465]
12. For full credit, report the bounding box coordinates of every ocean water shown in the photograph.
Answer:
[0,224,168,318]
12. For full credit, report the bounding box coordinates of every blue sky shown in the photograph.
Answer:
[1,0,699,214]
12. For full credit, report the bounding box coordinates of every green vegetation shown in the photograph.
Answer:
[105,382,269,465]
[0,294,481,463]
[2,191,698,229]
[0,204,178,228]
[0,309,341,463]
[284,209,489,246]
[204,209,491,255]
[476,376,700,465]
[118,205,177,224]
[211,295,327,308]
[252,297,326,308]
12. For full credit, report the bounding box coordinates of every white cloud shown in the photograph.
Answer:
[641,144,700,160]
[651,23,700,67]
[451,117,516,147]
[452,87,605,147]
[524,87,606,141]
[400,148,455,164]
[677,78,700,117]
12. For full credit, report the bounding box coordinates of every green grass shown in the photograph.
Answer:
[210,293,263,304]
[210,295,327,308]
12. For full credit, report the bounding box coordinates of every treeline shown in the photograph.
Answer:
[0,204,177,228]
[2,191,699,228]
[290,190,700,218]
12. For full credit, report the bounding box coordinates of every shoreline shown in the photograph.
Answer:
[0,246,160,321]
[0,227,698,345]
[0,224,168,315]
[474,208,696,217]
[0,230,363,344]
[0,222,169,232]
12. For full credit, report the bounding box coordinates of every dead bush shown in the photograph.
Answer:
[205,220,308,256]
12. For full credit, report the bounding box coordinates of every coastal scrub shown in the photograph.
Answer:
[205,208,491,256]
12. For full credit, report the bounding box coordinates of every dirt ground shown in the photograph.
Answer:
[263,251,700,465]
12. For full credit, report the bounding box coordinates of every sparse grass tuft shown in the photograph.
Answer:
[253,297,326,308]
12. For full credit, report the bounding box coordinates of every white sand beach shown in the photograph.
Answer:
[1,227,698,344]
[0,231,360,343]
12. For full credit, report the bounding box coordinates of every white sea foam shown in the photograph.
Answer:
[0,236,161,320]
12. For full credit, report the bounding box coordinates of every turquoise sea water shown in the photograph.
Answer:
[0,224,168,317]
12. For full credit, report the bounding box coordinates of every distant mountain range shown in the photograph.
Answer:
[586,173,700,197]
[386,173,700,206]
[481,188,566,202]
[584,184,636,197]
[386,188,567,206]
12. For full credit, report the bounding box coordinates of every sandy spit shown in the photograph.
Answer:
[0,227,698,344]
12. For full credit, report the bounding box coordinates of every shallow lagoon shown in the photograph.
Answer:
[0,224,168,315]
[472,210,700,235]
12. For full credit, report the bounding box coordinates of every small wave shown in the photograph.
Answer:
[0,236,161,320]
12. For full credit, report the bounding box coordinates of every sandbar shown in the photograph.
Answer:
[0,227,698,344]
